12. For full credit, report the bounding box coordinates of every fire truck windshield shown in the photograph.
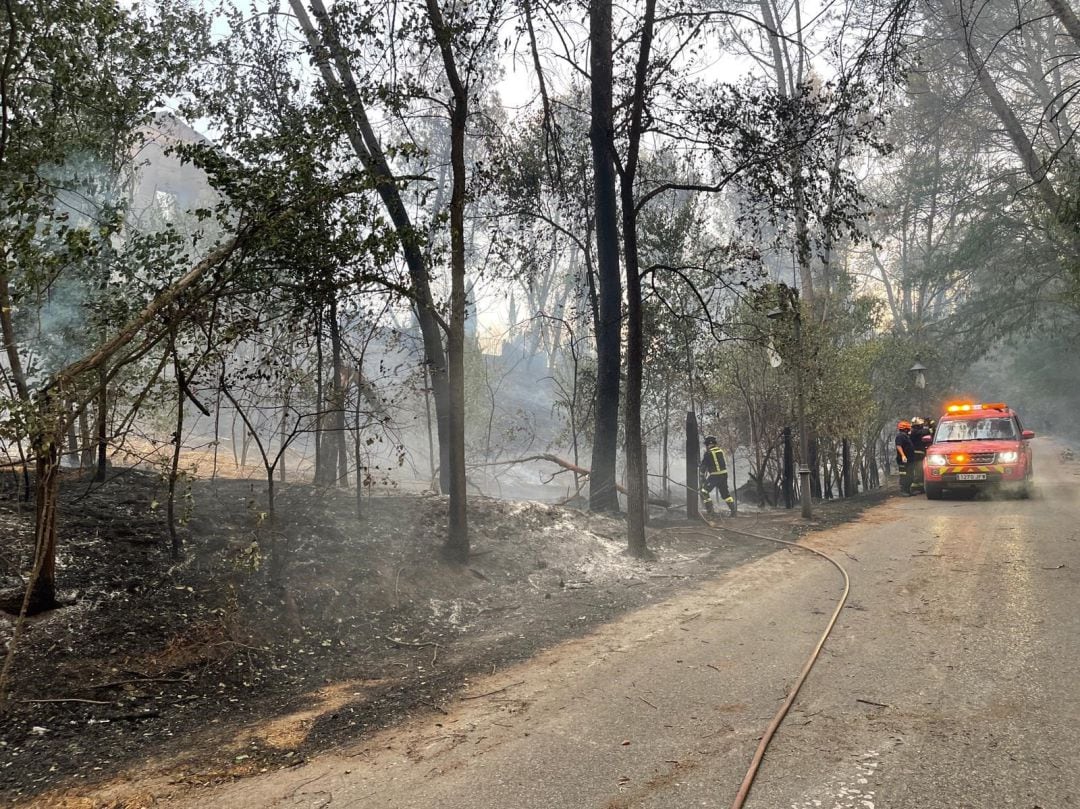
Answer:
[935,417,1017,442]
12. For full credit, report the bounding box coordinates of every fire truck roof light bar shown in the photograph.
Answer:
[945,402,1007,414]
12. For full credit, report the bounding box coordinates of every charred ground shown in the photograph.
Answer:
[0,470,888,807]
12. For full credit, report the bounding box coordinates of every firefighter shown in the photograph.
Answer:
[700,435,736,516]
[895,420,915,496]
[909,417,930,493]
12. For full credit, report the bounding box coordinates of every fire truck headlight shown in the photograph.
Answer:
[998,451,1019,463]
[927,455,947,467]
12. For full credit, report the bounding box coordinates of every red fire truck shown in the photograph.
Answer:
[923,402,1035,500]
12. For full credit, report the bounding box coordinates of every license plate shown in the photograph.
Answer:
[956,473,987,481]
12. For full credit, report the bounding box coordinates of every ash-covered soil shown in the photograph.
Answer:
[0,469,889,807]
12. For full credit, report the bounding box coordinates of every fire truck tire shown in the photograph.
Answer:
[925,483,943,500]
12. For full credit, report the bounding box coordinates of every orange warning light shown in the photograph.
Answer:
[944,401,1007,414]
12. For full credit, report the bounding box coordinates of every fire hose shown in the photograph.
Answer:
[652,476,851,808]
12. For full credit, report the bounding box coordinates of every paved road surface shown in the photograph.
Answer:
[158,444,1080,808]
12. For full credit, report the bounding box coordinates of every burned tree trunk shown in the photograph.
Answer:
[587,0,622,514]
[29,441,61,612]
[620,0,658,556]
[314,311,327,484]
[423,0,470,563]
[95,369,108,482]
[329,301,348,487]
[686,411,700,521]
[168,346,185,560]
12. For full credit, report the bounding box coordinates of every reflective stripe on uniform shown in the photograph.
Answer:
[704,445,730,477]
[706,447,727,475]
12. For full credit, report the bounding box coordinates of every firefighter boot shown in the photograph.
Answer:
[704,500,714,515]
[727,499,736,517]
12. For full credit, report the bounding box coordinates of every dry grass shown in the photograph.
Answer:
[107,437,317,483]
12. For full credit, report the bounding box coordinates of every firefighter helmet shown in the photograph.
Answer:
[704,435,718,447]
[897,420,911,431]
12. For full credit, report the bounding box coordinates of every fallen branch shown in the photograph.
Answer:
[481,454,671,506]
[21,698,112,705]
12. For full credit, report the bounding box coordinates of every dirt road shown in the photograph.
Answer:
[93,445,1080,808]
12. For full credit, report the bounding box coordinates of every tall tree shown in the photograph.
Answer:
[619,0,658,556]
[421,0,482,561]
[588,0,623,513]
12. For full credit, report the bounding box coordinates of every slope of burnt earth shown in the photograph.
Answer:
[0,468,888,806]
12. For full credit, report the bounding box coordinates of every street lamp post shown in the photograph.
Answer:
[769,285,812,519]
[909,355,928,415]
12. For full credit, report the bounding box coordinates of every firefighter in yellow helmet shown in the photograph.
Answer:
[700,435,736,516]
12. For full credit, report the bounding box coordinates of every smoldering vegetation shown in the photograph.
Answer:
[2,0,1080,799]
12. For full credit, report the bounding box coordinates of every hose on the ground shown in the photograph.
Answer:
[651,477,851,808]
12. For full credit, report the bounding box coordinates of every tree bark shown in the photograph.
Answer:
[686,411,700,520]
[808,436,821,499]
[588,0,622,514]
[95,369,108,482]
[660,387,670,501]
[314,311,326,483]
[0,271,30,404]
[842,437,851,497]
[78,407,93,469]
[354,383,363,520]
[328,300,348,486]
[168,348,184,559]
[29,440,61,611]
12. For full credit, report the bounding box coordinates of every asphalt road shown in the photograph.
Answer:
[158,443,1080,809]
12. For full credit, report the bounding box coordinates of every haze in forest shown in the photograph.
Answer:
[2,0,1079,614]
